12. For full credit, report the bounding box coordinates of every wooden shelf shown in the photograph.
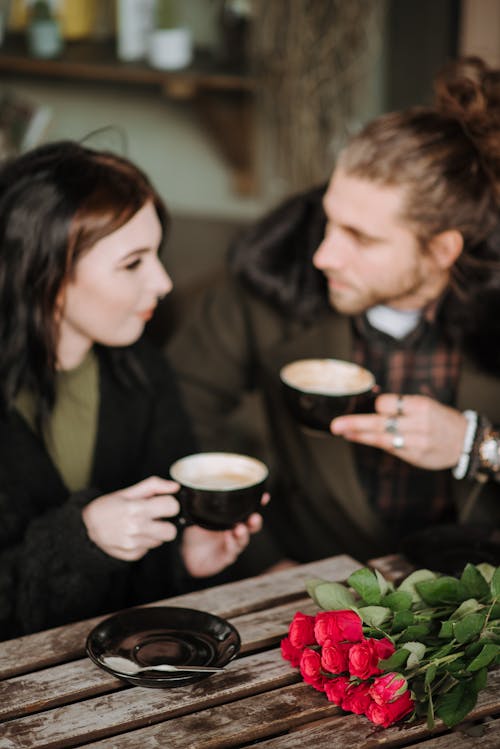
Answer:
[0,35,258,194]
[0,35,256,95]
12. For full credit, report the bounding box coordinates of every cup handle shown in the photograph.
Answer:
[169,486,195,529]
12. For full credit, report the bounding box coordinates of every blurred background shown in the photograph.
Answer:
[0,0,498,330]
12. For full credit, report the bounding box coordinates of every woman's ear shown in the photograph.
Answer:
[428,230,464,269]
[54,286,66,324]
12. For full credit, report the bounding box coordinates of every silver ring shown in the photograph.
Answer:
[385,417,399,434]
[396,395,404,416]
[392,433,405,449]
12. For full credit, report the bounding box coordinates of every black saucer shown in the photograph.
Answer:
[86,606,240,688]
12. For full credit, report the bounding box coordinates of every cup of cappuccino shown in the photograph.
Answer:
[280,358,376,431]
[169,452,268,530]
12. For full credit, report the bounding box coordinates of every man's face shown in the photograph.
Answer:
[313,169,443,315]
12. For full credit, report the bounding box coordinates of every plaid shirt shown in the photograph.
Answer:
[351,312,461,537]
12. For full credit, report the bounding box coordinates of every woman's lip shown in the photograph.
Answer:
[138,308,155,321]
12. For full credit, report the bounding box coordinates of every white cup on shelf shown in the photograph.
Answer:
[148,27,192,70]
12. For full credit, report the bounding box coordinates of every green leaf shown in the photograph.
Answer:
[461,565,491,601]
[473,666,488,691]
[491,567,500,599]
[439,620,454,639]
[374,568,392,596]
[489,602,500,620]
[466,643,500,671]
[312,581,357,611]
[451,598,482,620]
[401,641,426,668]
[426,697,436,730]
[476,563,495,584]
[357,605,391,627]
[465,641,484,659]
[379,648,409,670]
[305,577,327,600]
[398,569,437,602]
[383,590,413,612]
[392,610,415,633]
[453,612,486,644]
[432,640,458,659]
[398,623,432,642]
[446,658,466,675]
[347,568,382,605]
[435,680,478,727]
[416,577,467,606]
[425,663,438,687]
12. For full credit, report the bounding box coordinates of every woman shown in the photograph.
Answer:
[0,141,261,640]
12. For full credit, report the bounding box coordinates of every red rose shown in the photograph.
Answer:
[289,612,316,648]
[342,682,373,715]
[324,675,350,705]
[348,638,383,679]
[366,691,414,727]
[314,610,363,646]
[321,638,350,674]
[373,637,395,661]
[369,672,408,705]
[299,648,325,691]
[280,636,303,668]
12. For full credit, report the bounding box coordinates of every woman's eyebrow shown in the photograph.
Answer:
[119,247,151,260]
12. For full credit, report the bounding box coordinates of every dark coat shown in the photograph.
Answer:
[0,338,196,640]
[169,187,500,568]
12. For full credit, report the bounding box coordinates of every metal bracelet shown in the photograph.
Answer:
[452,409,478,480]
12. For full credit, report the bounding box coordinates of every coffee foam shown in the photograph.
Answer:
[170,453,268,491]
[280,359,374,395]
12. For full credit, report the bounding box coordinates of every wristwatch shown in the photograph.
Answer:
[478,431,500,474]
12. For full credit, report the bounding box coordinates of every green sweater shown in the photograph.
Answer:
[15,349,99,492]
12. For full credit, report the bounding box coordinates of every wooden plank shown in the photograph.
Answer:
[0,598,318,721]
[0,555,361,679]
[249,672,500,749]
[0,659,124,722]
[413,717,500,748]
[67,672,500,749]
[369,553,415,582]
[0,650,300,748]
[83,683,340,749]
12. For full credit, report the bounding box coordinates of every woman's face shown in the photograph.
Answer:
[57,201,172,369]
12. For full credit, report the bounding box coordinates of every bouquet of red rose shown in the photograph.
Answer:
[281,563,500,729]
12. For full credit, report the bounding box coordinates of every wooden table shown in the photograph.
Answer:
[0,554,498,748]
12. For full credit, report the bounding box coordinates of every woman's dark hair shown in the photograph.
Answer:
[229,183,328,322]
[0,140,169,419]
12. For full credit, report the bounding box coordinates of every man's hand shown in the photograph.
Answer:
[331,393,467,470]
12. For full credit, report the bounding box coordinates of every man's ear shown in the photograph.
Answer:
[428,230,464,269]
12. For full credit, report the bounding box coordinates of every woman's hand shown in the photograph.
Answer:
[331,393,467,470]
[82,476,181,561]
[181,493,269,577]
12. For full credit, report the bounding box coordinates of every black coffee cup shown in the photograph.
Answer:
[169,452,268,530]
[280,358,377,431]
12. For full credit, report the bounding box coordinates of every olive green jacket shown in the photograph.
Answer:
[169,275,500,565]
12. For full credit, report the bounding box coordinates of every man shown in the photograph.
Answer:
[169,57,500,570]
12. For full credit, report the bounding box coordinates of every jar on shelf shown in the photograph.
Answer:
[27,0,63,59]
